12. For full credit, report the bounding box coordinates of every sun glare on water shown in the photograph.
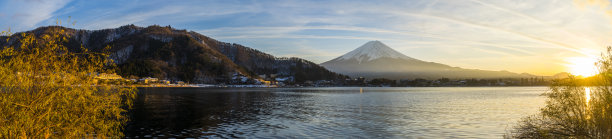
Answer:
[585,88,591,106]
[566,57,598,77]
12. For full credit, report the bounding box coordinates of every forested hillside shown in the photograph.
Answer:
[0,25,347,84]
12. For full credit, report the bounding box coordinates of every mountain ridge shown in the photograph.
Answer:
[321,41,534,80]
[330,40,419,63]
[0,25,348,84]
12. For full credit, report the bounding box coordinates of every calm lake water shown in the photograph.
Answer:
[124,87,547,138]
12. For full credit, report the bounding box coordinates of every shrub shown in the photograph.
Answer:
[506,47,612,138]
[0,27,136,138]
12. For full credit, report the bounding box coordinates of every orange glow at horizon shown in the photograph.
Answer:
[566,57,598,77]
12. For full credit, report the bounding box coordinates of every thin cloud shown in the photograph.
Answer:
[0,0,72,30]
[1,0,610,75]
[212,34,389,41]
[396,12,593,56]
[470,0,600,47]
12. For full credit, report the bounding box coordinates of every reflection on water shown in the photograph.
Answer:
[124,87,546,138]
[586,87,591,107]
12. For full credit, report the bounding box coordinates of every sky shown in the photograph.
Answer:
[1,0,611,76]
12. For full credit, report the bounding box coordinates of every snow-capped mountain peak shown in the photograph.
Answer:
[337,41,415,63]
[320,41,533,80]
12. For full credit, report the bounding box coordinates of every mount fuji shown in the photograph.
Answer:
[320,41,533,80]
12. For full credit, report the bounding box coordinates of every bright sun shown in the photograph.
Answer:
[566,57,598,77]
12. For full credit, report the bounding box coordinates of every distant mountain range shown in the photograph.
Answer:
[0,25,347,84]
[321,41,535,80]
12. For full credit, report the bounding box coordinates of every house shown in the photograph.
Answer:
[139,77,159,84]
[95,73,123,80]
[160,80,171,84]
[275,76,294,82]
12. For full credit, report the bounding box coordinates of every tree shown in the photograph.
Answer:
[0,26,136,138]
[506,47,612,138]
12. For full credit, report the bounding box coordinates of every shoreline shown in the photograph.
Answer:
[131,85,550,88]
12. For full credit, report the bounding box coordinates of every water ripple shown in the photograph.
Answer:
[125,87,547,138]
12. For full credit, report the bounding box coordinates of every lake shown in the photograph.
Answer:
[124,87,547,138]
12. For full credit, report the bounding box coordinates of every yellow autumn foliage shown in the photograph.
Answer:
[0,26,136,138]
